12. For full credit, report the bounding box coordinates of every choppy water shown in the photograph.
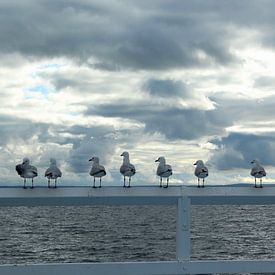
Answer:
[0,205,274,265]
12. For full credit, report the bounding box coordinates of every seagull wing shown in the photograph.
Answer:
[251,166,265,177]
[202,167,208,173]
[93,167,106,176]
[30,165,38,176]
[120,164,135,175]
[15,164,23,176]
[45,168,51,177]
[129,163,136,174]
[55,167,62,177]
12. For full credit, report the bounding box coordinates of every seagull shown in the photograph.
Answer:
[15,157,38,189]
[120,151,136,188]
[250,159,266,188]
[194,160,208,188]
[155,156,172,188]
[89,156,106,188]
[45,158,62,188]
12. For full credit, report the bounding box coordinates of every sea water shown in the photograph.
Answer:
[0,205,274,264]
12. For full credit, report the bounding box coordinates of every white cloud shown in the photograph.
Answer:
[1,1,275,185]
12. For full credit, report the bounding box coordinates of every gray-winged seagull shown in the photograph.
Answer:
[89,156,106,188]
[15,157,38,189]
[194,160,208,188]
[250,159,266,188]
[120,151,136,188]
[155,156,172,188]
[45,158,62,188]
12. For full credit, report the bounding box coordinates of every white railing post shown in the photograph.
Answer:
[176,196,191,262]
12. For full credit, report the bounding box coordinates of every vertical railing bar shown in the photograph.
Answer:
[176,196,191,262]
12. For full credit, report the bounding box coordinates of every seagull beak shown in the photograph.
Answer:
[155,159,159,162]
[89,158,93,162]
[193,162,197,165]
[120,153,123,156]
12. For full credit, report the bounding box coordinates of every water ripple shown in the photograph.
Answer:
[0,205,274,264]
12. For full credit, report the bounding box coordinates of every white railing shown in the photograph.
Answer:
[0,185,275,274]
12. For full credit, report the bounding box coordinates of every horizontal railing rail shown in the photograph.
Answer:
[1,185,275,206]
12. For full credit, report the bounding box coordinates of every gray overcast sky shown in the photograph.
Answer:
[1,0,275,185]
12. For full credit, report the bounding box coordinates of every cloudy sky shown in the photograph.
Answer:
[1,0,275,186]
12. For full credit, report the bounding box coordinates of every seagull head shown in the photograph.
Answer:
[120,151,129,158]
[155,156,165,164]
[22,157,30,165]
[194,160,204,166]
[50,158,56,165]
[89,156,99,163]
[250,159,260,165]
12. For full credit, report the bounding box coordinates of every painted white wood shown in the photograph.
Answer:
[176,197,190,261]
[0,186,275,206]
[1,260,275,275]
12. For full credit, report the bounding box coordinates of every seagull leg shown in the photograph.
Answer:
[48,179,50,188]
[203,178,205,188]
[31,178,34,189]
[254,178,257,188]
[160,177,162,187]
[55,179,57,188]
[123,176,126,188]
[164,178,169,188]
[260,178,263,188]
[99,177,102,188]
[93,177,96,188]
[23,178,26,189]
[197,178,200,188]
[128,177,131,188]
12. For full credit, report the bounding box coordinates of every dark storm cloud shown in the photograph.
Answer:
[39,124,119,173]
[144,79,190,98]
[0,115,118,173]
[67,126,142,173]
[68,133,116,174]
[0,115,51,146]
[0,0,247,70]
[209,133,275,170]
[86,103,229,140]
[50,77,79,90]
[209,93,275,123]
[86,92,275,142]
[254,76,275,89]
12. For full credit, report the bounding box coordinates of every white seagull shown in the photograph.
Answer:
[89,156,106,188]
[45,158,62,188]
[194,160,208,188]
[15,157,38,189]
[120,151,136,188]
[155,156,172,188]
[250,159,266,188]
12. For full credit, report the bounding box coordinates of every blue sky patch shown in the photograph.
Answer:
[29,84,49,96]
